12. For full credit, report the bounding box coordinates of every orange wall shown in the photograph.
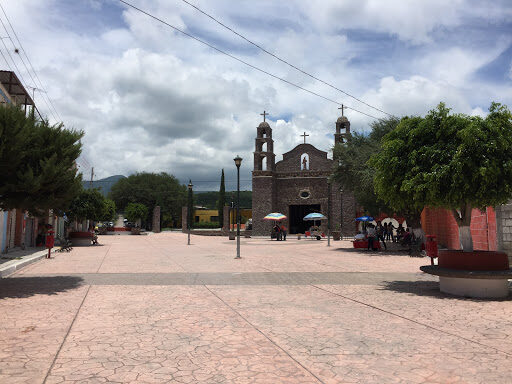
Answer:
[421,207,496,250]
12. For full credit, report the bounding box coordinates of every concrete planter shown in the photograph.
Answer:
[438,250,509,271]
[69,232,92,247]
[431,250,510,298]
[331,231,341,241]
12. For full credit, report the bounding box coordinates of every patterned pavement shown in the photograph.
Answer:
[0,233,510,383]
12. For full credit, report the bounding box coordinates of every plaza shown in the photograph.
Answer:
[1,234,511,384]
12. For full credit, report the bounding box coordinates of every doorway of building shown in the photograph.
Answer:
[289,204,321,234]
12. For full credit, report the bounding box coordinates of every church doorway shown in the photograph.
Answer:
[289,204,321,234]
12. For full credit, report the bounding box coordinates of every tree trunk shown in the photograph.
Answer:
[458,225,473,252]
[452,203,473,252]
[405,214,424,241]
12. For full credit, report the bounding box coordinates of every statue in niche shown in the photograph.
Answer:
[301,154,309,170]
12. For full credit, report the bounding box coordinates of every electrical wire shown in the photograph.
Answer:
[0,3,62,122]
[179,0,393,118]
[118,0,385,121]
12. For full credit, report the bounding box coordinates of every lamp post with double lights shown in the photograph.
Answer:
[234,155,242,259]
[187,180,193,245]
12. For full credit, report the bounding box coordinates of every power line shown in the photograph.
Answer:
[0,3,62,122]
[117,0,384,121]
[179,0,393,118]
[0,45,44,120]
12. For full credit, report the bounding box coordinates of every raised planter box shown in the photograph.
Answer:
[69,232,93,247]
[438,250,509,271]
[422,250,510,298]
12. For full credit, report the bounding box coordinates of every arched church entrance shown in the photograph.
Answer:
[289,204,320,234]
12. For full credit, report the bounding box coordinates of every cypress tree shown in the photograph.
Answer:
[217,169,225,228]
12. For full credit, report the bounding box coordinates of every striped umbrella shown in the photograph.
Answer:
[303,212,327,221]
[263,212,287,221]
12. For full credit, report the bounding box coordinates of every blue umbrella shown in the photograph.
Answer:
[355,215,374,222]
[303,212,327,221]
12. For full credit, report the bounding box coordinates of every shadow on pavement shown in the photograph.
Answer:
[0,276,84,299]
[380,280,512,301]
[333,247,412,256]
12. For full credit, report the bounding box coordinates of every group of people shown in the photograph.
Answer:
[361,221,413,251]
[272,224,287,241]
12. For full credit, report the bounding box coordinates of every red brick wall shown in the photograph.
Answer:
[421,207,497,250]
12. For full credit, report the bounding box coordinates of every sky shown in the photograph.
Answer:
[1,0,512,191]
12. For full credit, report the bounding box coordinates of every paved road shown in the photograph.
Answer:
[1,234,510,384]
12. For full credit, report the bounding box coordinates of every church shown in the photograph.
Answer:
[251,111,357,237]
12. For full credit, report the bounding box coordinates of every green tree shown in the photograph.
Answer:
[371,102,512,251]
[0,105,83,214]
[109,172,186,227]
[217,169,225,227]
[125,203,148,226]
[333,117,399,217]
[99,199,116,222]
[67,189,105,222]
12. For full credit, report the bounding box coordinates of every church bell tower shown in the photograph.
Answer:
[252,111,276,235]
[334,104,351,144]
[253,111,275,171]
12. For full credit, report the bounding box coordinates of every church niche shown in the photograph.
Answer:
[301,153,310,170]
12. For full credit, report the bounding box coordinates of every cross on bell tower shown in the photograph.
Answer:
[338,104,345,117]
[260,110,269,122]
[301,132,309,144]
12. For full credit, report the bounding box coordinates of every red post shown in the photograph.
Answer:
[45,229,55,259]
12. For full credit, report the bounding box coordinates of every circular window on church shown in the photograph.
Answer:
[299,190,311,199]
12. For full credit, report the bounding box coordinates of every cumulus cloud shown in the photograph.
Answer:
[0,0,511,190]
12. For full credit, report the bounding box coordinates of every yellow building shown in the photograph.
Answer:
[194,208,252,224]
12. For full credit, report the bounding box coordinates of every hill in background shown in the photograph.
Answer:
[82,175,126,197]
[195,191,252,209]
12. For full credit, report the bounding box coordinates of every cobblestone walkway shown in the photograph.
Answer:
[0,233,510,383]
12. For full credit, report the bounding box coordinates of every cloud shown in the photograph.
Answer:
[0,0,511,190]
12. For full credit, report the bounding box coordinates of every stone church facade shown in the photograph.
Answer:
[252,114,357,236]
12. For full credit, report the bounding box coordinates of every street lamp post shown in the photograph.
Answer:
[187,180,193,245]
[327,180,331,247]
[234,155,242,259]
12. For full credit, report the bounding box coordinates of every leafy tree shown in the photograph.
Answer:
[109,172,186,227]
[99,199,116,222]
[125,203,148,225]
[371,102,512,251]
[217,169,225,227]
[332,117,400,217]
[67,189,105,222]
[0,105,83,214]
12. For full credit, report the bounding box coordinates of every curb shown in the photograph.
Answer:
[0,250,48,278]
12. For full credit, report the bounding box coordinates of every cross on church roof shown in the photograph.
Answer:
[301,132,309,144]
[338,104,345,117]
[260,110,269,122]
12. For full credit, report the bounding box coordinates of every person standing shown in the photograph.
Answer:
[280,224,287,241]
[376,221,387,250]
[367,224,377,251]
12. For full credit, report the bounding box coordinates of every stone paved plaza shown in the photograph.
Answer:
[0,233,511,384]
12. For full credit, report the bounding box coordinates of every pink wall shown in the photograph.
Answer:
[422,207,497,250]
